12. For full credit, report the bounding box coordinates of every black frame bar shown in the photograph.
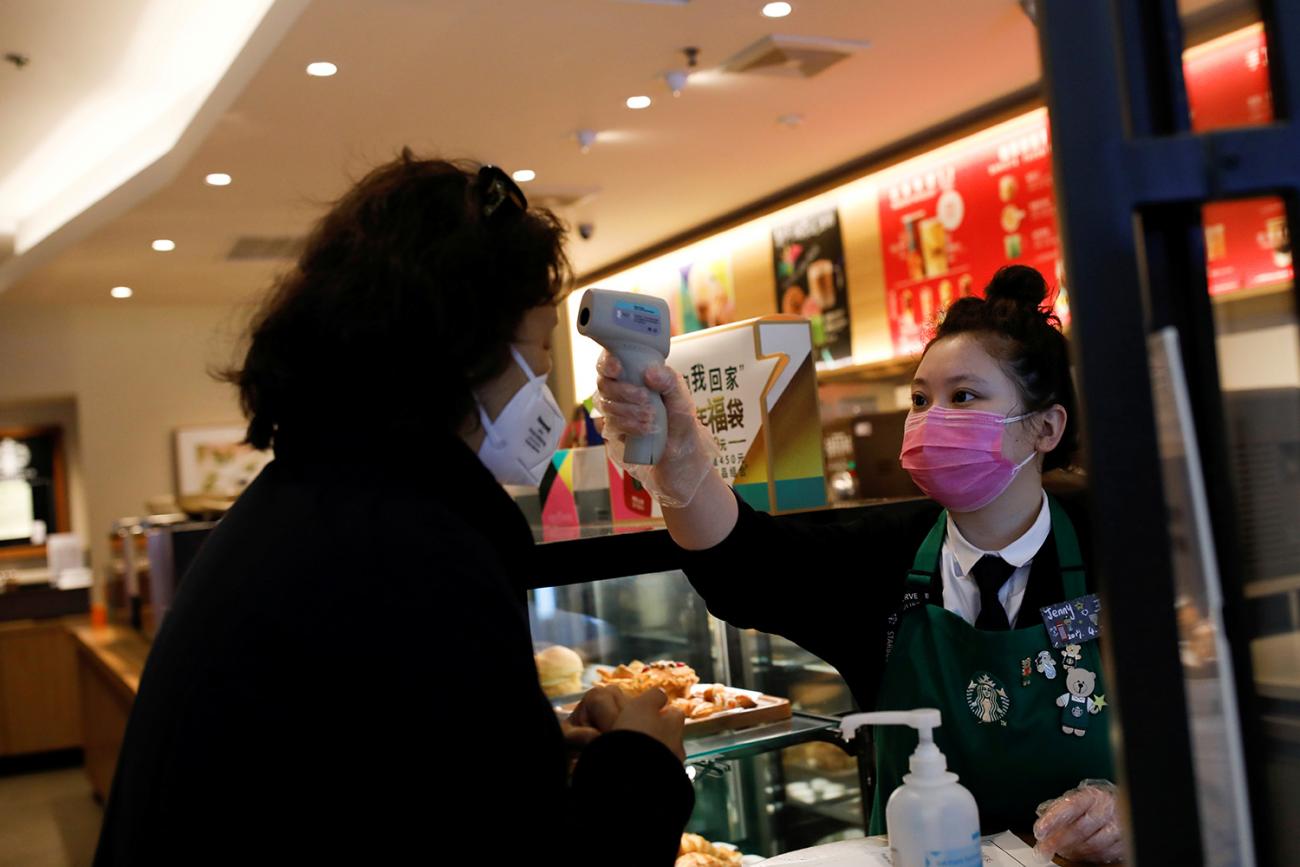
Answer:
[1037,0,1300,862]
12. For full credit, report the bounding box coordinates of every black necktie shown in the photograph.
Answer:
[971,555,1017,631]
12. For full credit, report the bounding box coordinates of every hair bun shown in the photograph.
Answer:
[984,265,1048,312]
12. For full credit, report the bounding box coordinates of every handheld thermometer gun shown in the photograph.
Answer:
[576,288,671,465]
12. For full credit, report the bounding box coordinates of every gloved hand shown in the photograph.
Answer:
[1034,779,1125,864]
[593,350,720,509]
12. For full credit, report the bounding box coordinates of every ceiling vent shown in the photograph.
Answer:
[530,187,602,212]
[226,236,305,262]
[720,35,869,79]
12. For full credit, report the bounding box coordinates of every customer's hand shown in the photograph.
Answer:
[568,685,627,734]
[1034,780,1125,864]
[559,718,601,749]
[611,688,687,761]
[594,351,720,509]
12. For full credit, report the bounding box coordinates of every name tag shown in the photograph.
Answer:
[1040,594,1101,649]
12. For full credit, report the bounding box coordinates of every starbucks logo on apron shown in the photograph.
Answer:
[966,671,1011,725]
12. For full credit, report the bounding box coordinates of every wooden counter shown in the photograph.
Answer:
[67,622,149,801]
[0,618,82,757]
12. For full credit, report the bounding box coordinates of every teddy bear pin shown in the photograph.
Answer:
[1056,667,1103,737]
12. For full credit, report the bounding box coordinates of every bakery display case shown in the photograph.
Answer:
[527,498,934,858]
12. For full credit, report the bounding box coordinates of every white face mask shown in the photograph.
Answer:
[476,348,565,487]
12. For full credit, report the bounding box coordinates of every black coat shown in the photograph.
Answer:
[681,490,1094,712]
[94,431,693,866]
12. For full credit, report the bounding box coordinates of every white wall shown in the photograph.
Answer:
[0,302,248,569]
[1216,324,1300,391]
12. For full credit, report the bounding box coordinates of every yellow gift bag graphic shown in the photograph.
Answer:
[669,316,827,514]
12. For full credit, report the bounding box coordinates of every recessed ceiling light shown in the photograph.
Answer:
[111,286,133,300]
[151,239,175,252]
[306,61,338,77]
[763,2,793,17]
[626,95,652,110]
[205,173,232,186]
[512,169,536,183]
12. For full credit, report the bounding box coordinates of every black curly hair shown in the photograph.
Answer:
[222,150,571,452]
[925,265,1078,471]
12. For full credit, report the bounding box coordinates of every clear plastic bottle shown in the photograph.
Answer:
[839,708,981,867]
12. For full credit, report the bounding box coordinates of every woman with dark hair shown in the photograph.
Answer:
[94,153,692,866]
[596,265,1124,864]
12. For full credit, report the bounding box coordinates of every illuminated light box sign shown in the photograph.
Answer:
[877,109,1067,357]
[1185,24,1293,296]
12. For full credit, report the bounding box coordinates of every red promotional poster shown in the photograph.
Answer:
[1185,24,1292,295]
[879,109,1066,356]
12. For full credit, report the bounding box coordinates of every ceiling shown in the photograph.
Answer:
[0,0,1253,305]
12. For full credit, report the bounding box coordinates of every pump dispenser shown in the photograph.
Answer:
[839,709,981,867]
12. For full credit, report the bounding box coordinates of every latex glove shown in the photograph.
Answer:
[594,350,721,509]
[1034,779,1125,864]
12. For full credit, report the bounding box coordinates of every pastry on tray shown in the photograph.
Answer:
[534,645,584,698]
[596,659,699,701]
[590,660,766,723]
[673,683,758,720]
[677,833,742,867]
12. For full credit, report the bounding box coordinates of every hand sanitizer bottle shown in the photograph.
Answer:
[839,708,981,867]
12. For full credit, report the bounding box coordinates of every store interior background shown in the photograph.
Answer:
[1,0,1298,861]
[3,0,1292,575]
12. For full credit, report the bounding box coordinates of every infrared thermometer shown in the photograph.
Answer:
[577,288,671,465]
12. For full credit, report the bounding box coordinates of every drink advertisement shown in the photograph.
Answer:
[772,208,852,363]
[878,109,1066,356]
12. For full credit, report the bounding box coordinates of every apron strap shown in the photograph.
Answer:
[1047,495,1087,599]
[906,511,947,593]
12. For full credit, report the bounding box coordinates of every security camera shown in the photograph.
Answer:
[578,222,595,240]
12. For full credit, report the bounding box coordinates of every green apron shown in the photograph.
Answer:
[869,497,1115,834]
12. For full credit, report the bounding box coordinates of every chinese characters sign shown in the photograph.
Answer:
[687,361,751,482]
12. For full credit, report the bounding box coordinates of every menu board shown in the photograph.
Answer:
[875,25,1286,357]
[878,110,1065,356]
[1185,24,1293,296]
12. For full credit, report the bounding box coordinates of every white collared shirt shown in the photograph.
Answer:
[942,491,1051,628]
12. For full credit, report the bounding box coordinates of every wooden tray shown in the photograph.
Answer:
[558,685,793,737]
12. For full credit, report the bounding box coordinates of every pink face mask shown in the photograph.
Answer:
[899,405,1038,512]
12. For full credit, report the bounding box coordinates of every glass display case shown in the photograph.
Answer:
[526,498,934,859]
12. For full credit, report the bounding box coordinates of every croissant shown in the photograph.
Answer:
[676,854,728,867]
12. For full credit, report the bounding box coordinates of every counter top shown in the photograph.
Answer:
[761,831,1116,866]
[67,621,150,698]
